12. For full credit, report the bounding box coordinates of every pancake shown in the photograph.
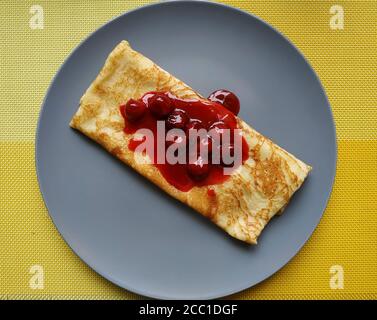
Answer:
[70,41,311,244]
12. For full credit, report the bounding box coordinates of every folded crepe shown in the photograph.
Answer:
[70,41,311,244]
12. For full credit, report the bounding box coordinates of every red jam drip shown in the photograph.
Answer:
[120,91,249,192]
[207,189,216,197]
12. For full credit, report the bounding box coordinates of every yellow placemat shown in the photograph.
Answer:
[1,0,376,300]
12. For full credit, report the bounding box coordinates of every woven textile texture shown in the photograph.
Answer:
[1,0,376,299]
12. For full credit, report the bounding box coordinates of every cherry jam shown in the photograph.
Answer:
[120,90,248,192]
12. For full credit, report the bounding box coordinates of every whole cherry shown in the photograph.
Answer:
[208,121,230,143]
[187,156,210,180]
[167,109,188,129]
[123,99,147,122]
[185,119,205,133]
[208,89,240,115]
[148,93,174,119]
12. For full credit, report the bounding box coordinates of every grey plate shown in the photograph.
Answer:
[36,1,337,299]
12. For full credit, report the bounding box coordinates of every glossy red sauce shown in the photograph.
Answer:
[120,91,248,192]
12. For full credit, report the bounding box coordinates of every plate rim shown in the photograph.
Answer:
[35,0,338,299]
